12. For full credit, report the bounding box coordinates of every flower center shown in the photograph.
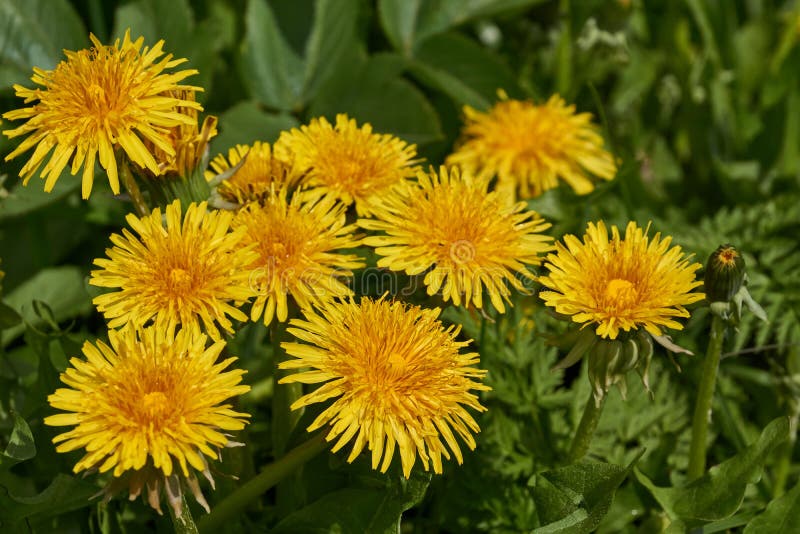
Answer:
[140,391,170,421]
[603,278,638,309]
[717,247,739,266]
[168,268,193,294]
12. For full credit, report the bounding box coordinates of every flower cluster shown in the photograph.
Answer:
[3,29,710,522]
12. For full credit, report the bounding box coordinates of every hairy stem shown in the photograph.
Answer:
[567,392,607,463]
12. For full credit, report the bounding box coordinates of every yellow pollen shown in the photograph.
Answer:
[140,391,170,421]
[168,268,193,293]
[604,278,638,308]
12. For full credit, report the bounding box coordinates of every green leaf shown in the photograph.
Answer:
[636,416,790,524]
[0,167,81,220]
[532,454,642,533]
[239,0,305,111]
[0,302,21,330]
[270,472,430,534]
[309,52,443,145]
[744,480,800,533]
[0,0,87,87]
[1,267,91,347]
[111,0,229,96]
[0,474,97,528]
[378,0,547,55]
[302,0,359,102]
[210,101,299,156]
[1,413,36,467]
[410,32,522,110]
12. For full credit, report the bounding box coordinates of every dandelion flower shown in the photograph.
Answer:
[234,189,363,325]
[90,200,256,340]
[360,166,553,312]
[447,93,616,200]
[275,114,419,215]
[539,221,705,340]
[280,297,489,478]
[45,325,250,516]
[2,31,201,198]
[207,141,299,205]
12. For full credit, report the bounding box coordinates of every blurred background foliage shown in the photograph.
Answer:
[1,0,800,532]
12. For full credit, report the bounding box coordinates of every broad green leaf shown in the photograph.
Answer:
[0,474,97,528]
[744,480,800,533]
[0,173,80,220]
[378,0,547,55]
[302,0,359,102]
[410,32,522,110]
[0,0,87,87]
[309,52,443,145]
[1,413,36,467]
[0,302,21,329]
[532,454,642,534]
[636,416,790,524]
[210,101,299,156]
[111,0,226,96]
[1,267,91,347]
[240,0,304,111]
[270,472,430,534]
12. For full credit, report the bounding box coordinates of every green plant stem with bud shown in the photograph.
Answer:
[567,393,607,463]
[688,314,726,479]
[169,495,199,534]
[196,433,328,533]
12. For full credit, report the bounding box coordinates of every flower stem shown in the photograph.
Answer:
[196,433,327,533]
[119,157,150,217]
[567,392,607,463]
[688,314,726,480]
[169,495,199,534]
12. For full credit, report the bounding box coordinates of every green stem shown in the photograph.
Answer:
[119,157,150,217]
[688,314,726,480]
[555,0,573,97]
[272,320,302,457]
[169,495,199,534]
[567,392,607,463]
[196,433,327,533]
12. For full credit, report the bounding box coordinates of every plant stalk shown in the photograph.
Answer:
[567,392,607,463]
[119,157,150,217]
[196,433,327,533]
[688,314,726,479]
[169,495,199,534]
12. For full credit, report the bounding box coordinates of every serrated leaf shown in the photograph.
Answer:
[743,480,800,533]
[532,454,642,533]
[1,267,91,347]
[0,0,87,87]
[210,101,299,156]
[636,417,790,524]
[270,472,430,534]
[1,413,36,466]
[239,0,304,111]
[0,474,97,528]
[410,32,521,110]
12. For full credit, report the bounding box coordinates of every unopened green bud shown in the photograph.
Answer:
[704,244,745,303]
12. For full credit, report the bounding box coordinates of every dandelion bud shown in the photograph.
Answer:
[704,244,746,303]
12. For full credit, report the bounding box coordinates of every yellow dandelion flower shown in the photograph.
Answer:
[280,297,489,478]
[539,221,705,340]
[234,189,363,325]
[206,141,299,205]
[274,114,420,215]
[360,166,553,313]
[45,325,250,516]
[138,89,218,179]
[90,200,256,340]
[447,93,617,200]
[2,30,201,199]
